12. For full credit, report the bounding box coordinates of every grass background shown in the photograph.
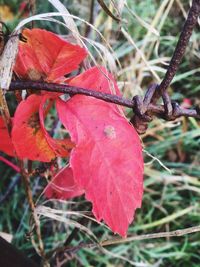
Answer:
[0,0,200,266]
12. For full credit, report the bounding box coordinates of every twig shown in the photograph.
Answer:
[19,161,48,266]
[156,0,200,99]
[8,80,200,120]
[100,225,200,246]
[60,224,200,254]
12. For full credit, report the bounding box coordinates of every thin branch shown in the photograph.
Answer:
[157,0,200,98]
[54,224,200,256]
[9,80,200,120]
[100,225,200,246]
[19,161,48,266]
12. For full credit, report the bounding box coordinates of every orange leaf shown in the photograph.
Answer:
[12,94,73,162]
[12,94,55,161]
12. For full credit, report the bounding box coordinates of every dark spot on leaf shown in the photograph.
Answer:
[27,112,40,134]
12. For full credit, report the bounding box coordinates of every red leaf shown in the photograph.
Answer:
[69,66,123,113]
[14,28,87,82]
[11,94,73,162]
[0,116,15,156]
[56,69,144,236]
[45,166,84,199]
[69,66,121,95]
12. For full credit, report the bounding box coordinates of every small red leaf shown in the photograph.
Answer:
[45,166,84,199]
[14,28,87,82]
[0,116,15,156]
[56,68,144,236]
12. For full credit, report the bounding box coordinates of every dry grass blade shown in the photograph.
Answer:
[35,205,98,241]
[143,149,172,173]
[121,27,161,82]
[0,30,20,90]
[15,12,120,71]
[0,28,19,128]
[47,0,80,44]
[125,1,159,36]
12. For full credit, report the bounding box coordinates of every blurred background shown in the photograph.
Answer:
[0,0,200,266]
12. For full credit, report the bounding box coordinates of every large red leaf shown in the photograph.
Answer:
[45,166,84,199]
[11,94,73,162]
[14,28,87,82]
[0,116,15,156]
[56,68,144,236]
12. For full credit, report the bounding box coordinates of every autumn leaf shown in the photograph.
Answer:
[12,94,74,162]
[56,68,144,236]
[45,166,84,199]
[12,28,86,161]
[14,28,87,82]
[12,27,143,236]
[0,116,15,156]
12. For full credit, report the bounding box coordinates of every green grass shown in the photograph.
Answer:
[0,0,200,266]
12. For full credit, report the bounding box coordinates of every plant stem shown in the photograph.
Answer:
[156,0,200,99]
[100,224,200,246]
[50,224,200,257]
[9,80,200,119]
[19,161,49,266]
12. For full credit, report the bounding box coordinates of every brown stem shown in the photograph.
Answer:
[156,0,200,100]
[50,224,200,257]
[85,0,95,37]
[9,80,200,120]
[19,161,48,266]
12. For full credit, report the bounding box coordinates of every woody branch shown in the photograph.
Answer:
[8,80,200,120]
[8,0,200,129]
